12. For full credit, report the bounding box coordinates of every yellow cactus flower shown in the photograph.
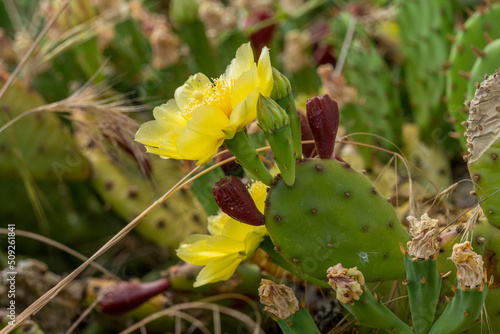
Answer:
[135,43,273,164]
[177,181,268,287]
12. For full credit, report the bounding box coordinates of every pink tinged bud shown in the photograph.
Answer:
[98,278,169,316]
[212,176,265,226]
[306,94,340,159]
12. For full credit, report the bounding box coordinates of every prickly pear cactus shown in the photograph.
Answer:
[75,130,207,249]
[397,0,453,136]
[264,158,410,283]
[447,3,500,147]
[329,12,400,165]
[465,71,500,228]
[0,74,91,180]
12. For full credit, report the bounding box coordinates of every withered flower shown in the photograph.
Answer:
[258,279,299,320]
[327,264,365,305]
[451,241,484,289]
[407,213,440,260]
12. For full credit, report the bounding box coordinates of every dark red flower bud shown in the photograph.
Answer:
[299,111,316,158]
[213,176,264,226]
[306,94,340,159]
[216,149,243,177]
[98,278,169,316]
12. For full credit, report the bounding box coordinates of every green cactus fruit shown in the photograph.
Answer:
[465,71,500,227]
[277,308,320,334]
[264,158,410,283]
[0,78,91,180]
[224,131,273,185]
[404,256,441,334]
[447,3,500,148]
[429,284,488,334]
[437,219,500,333]
[258,95,296,186]
[75,130,207,249]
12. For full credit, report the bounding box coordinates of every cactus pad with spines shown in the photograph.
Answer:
[466,71,500,228]
[446,4,500,147]
[264,158,409,283]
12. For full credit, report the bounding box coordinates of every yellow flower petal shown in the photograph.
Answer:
[224,88,259,135]
[176,127,224,164]
[221,220,256,242]
[206,235,245,253]
[207,211,231,236]
[257,47,273,97]
[153,99,184,124]
[244,226,267,252]
[249,181,268,213]
[177,235,228,265]
[231,65,258,108]
[174,73,211,110]
[225,42,254,80]
[145,146,183,160]
[193,253,243,287]
[185,106,229,138]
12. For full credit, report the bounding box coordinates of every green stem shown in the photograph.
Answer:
[404,255,441,334]
[342,289,414,334]
[429,284,488,334]
[264,125,296,186]
[277,308,320,334]
[275,93,303,159]
[223,131,273,185]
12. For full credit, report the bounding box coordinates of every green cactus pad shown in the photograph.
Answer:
[447,4,500,147]
[0,78,91,180]
[466,71,500,227]
[264,158,409,283]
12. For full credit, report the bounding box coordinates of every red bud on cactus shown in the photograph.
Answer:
[306,94,340,159]
[299,111,316,158]
[213,176,264,226]
[98,278,169,316]
[216,149,243,177]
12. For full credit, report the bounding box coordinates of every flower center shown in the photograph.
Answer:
[183,76,235,119]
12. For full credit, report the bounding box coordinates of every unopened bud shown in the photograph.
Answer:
[270,67,292,100]
[306,94,340,159]
[99,278,169,316]
[212,176,265,226]
[257,95,290,133]
[327,264,365,305]
[258,279,299,320]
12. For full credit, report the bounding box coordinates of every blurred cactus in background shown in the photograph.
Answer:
[1,1,500,333]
